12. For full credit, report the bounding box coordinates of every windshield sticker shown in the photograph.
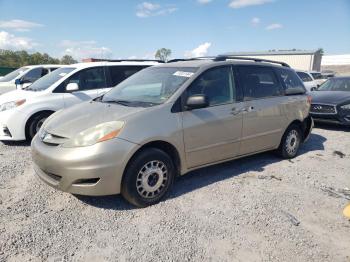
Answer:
[59,73,67,77]
[173,71,194,78]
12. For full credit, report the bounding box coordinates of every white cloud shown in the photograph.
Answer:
[60,40,112,60]
[0,19,43,32]
[251,17,261,26]
[229,0,273,9]
[265,23,283,30]
[185,42,212,58]
[136,2,177,18]
[197,0,213,4]
[0,31,37,50]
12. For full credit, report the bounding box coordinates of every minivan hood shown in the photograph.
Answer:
[311,91,350,105]
[44,101,147,138]
[0,89,42,104]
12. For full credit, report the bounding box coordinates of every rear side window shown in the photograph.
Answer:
[108,66,148,86]
[238,66,282,100]
[297,72,313,82]
[279,69,305,91]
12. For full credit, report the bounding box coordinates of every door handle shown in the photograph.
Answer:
[231,106,255,115]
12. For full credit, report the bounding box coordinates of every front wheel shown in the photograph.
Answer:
[121,148,175,208]
[277,124,302,159]
[26,112,51,141]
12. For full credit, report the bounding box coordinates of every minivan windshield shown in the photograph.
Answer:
[317,78,350,92]
[0,67,30,82]
[102,67,198,106]
[26,67,76,91]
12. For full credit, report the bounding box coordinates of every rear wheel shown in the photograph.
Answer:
[26,112,51,141]
[121,148,175,207]
[277,124,302,159]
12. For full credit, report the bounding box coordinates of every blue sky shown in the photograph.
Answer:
[0,0,349,61]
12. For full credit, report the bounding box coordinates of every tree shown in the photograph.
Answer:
[319,48,324,56]
[0,49,64,67]
[60,55,78,64]
[155,48,172,62]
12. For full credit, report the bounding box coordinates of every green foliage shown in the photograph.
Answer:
[60,55,78,64]
[0,49,77,67]
[155,48,172,62]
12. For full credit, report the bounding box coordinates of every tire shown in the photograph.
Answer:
[26,112,51,141]
[121,148,175,208]
[277,124,302,159]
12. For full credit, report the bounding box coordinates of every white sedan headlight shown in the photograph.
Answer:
[341,104,350,110]
[0,99,26,112]
[62,121,124,148]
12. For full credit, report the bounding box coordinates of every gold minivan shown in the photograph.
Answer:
[31,56,313,207]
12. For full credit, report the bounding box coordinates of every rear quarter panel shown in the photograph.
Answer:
[282,95,310,126]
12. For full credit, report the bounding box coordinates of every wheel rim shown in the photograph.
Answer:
[136,160,168,199]
[286,129,299,155]
[35,118,47,133]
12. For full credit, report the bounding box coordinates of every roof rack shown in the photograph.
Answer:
[85,58,165,63]
[167,56,216,63]
[214,55,290,67]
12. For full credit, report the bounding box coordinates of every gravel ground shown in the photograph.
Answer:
[0,125,350,262]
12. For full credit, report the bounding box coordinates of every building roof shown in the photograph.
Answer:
[223,49,322,56]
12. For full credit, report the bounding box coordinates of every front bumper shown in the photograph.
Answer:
[310,113,350,126]
[0,109,27,141]
[31,134,140,196]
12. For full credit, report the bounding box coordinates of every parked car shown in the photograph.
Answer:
[0,61,158,141]
[309,71,328,87]
[310,76,350,126]
[31,56,313,207]
[0,65,64,95]
[296,71,318,92]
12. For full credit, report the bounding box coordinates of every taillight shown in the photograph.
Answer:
[307,95,312,105]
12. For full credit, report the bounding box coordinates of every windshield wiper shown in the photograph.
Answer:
[102,99,133,106]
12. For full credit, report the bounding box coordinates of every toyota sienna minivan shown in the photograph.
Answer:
[32,56,313,207]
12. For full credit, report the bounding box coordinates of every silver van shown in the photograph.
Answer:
[31,56,313,207]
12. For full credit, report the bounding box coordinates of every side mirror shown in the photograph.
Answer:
[186,95,209,110]
[66,83,79,92]
[15,78,22,85]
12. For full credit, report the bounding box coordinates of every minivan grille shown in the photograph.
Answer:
[310,104,336,114]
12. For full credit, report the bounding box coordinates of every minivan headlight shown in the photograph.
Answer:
[62,121,124,148]
[341,104,350,110]
[0,99,26,112]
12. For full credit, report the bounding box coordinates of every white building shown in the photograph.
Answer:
[322,54,350,66]
[223,49,323,71]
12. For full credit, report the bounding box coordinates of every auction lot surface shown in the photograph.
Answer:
[0,126,349,262]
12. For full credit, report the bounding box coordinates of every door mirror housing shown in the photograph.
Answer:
[186,95,209,110]
[66,83,79,92]
[14,78,22,85]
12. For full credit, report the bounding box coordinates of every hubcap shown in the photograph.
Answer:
[36,118,47,133]
[286,130,299,155]
[136,160,168,199]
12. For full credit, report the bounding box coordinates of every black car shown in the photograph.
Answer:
[310,76,350,126]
